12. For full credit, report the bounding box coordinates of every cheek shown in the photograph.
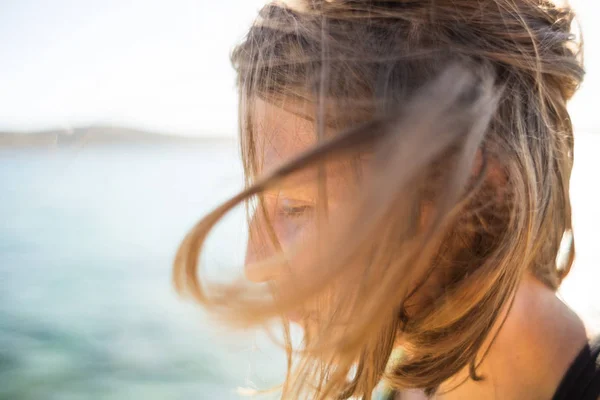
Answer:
[244,208,315,282]
[272,215,310,245]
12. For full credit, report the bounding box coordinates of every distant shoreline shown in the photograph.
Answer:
[0,125,235,149]
[1,125,596,150]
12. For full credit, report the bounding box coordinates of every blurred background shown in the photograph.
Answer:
[0,1,598,399]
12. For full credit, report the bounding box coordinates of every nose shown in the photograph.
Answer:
[244,213,282,282]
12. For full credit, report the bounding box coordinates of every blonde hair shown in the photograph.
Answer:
[174,0,584,398]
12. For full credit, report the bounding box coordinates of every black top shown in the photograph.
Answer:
[552,335,600,400]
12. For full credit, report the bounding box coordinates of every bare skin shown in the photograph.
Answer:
[400,273,588,400]
[245,98,590,400]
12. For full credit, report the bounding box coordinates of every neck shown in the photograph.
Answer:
[432,273,588,400]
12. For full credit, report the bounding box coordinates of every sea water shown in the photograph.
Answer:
[1,136,598,399]
[0,142,285,400]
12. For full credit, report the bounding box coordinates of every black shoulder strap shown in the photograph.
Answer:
[552,335,600,400]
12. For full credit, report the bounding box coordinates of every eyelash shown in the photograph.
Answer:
[279,204,314,219]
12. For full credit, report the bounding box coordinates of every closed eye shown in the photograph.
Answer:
[278,201,314,219]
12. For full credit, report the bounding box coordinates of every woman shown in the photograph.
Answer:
[174,0,599,398]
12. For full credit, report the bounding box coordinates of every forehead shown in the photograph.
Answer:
[249,96,367,196]
[251,97,318,173]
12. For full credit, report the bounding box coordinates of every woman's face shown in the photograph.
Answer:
[244,97,357,284]
[242,97,483,325]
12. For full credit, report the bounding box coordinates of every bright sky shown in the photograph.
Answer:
[0,0,597,137]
